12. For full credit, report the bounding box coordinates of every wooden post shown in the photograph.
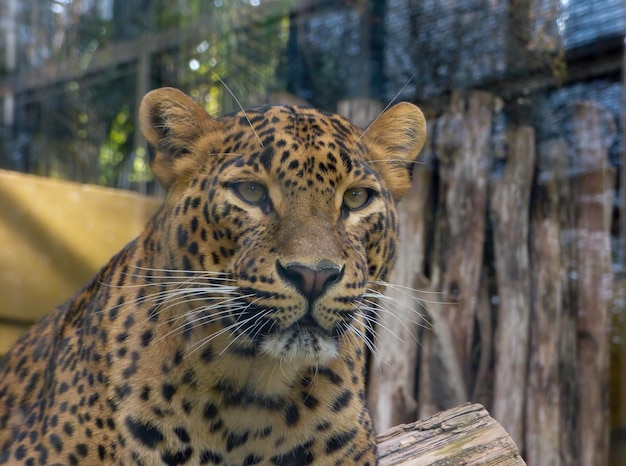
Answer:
[338,97,431,432]
[367,154,433,432]
[429,90,493,397]
[569,102,616,466]
[417,284,469,419]
[617,33,626,267]
[471,268,493,407]
[525,140,566,465]
[554,137,579,466]
[611,277,626,464]
[613,38,626,463]
[490,126,536,450]
[420,91,493,420]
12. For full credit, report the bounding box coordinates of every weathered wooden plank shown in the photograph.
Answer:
[569,101,616,466]
[430,90,493,388]
[610,277,626,465]
[368,157,433,432]
[377,403,525,465]
[0,169,160,323]
[616,31,626,266]
[471,269,493,407]
[417,281,469,420]
[337,97,427,432]
[490,126,536,450]
[555,140,579,466]
[525,139,566,466]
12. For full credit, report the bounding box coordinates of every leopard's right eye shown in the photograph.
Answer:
[231,182,268,206]
[343,187,372,211]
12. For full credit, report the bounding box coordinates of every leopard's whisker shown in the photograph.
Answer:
[118,274,236,293]
[351,304,409,344]
[364,284,438,319]
[355,69,419,144]
[185,306,267,357]
[139,290,238,321]
[157,294,259,337]
[370,280,451,302]
[181,295,267,355]
[155,310,228,342]
[97,281,240,321]
[345,319,385,365]
[129,264,231,275]
[162,307,232,331]
[124,265,236,281]
[184,325,236,356]
[219,308,274,356]
[212,71,263,147]
[361,293,426,317]
[360,295,430,331]
[104,279,238,289]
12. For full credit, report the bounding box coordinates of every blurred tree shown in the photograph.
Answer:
[0,0,294,193]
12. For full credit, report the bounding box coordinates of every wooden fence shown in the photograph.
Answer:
[1,92,623,463]
[365,91,623,465]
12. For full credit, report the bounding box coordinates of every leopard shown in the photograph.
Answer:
[0,87,426,465]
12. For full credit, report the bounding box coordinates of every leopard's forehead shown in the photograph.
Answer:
[225,105,361,143]
[214,105,376,187]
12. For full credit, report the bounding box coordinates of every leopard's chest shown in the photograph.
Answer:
[113,366,372,465]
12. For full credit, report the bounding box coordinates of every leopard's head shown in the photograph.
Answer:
[139,88,426,366]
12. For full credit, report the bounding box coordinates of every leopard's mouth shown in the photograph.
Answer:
[258,322,339,364]
[289,313,329,333]
[249,309,341,363]
[226,300,345,363]
[231,300,334,336]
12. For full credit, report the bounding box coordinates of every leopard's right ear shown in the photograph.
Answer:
[139,87,216,189]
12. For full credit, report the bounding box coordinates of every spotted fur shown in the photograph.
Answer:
[0,87,426,465]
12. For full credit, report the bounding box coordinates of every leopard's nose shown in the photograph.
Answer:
[277,260,344,302]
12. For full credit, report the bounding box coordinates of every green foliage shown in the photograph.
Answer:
[99,105,131,186]
[2,0,295,193]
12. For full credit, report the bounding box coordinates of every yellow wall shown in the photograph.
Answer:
[0,169,161,354]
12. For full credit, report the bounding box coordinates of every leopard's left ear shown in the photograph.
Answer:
[140,87,217,189]
[364,102,426,202]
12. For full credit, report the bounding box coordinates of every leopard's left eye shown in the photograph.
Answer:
[342,187,374,211]
[232,181,268,205]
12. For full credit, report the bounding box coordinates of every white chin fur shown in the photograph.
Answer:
[259,329,338,365]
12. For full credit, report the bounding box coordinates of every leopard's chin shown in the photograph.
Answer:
[259,326,339,365]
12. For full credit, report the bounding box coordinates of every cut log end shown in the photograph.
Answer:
[377,403,525,466]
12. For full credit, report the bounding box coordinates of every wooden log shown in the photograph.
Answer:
[613,36,626,465]
[557,154,579,466]
[617,31,626,266]
[338,97,431,432]
[417,286,469,419]
[471,269,493,407]
[339,97,436,431]
[430,90,493,390]
[377,403,525,465]
[569,101,616,466]
[368,154,433,432]
[610,277,626,465]
[525,140,566,466]
[490,126,536,451]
